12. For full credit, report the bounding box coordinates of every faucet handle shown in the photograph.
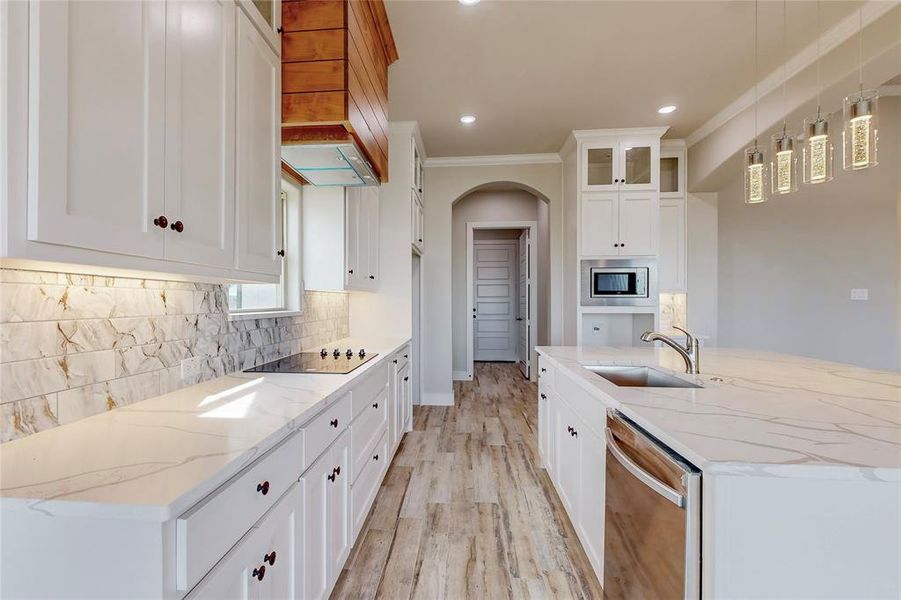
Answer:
[672,326,695,348]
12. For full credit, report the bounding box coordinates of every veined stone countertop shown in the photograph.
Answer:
[536,346,901,480]
[0,337,410,521]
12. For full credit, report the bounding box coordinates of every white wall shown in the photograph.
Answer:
[451,190,543,376]
[537,196,550,345]
[687,192,719,344]
[420,161,563,405]
[716,98,900,370]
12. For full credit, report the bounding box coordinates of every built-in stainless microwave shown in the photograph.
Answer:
[581,259,657,307]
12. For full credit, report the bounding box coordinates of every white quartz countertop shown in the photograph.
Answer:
[0,337,410,521]
[536,346,901,481]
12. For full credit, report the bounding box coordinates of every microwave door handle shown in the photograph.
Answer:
[605,428,685,508]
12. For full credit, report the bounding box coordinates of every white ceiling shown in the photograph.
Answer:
[385,0,866,157]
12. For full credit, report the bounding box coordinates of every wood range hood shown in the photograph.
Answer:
[281,0,397,185]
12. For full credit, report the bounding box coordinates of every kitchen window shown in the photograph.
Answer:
[228,177,304,317]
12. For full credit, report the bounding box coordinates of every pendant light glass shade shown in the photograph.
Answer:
[842,89,879,170]
[770,131,799,195]
[744,146,768,204]
[802,114,834,184]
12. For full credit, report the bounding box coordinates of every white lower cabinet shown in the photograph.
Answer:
[540,368,606,586]
[188,484,298,600]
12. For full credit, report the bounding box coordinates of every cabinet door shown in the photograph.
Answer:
[618,136,658,191]
[300,453,330,600]
[412,139,423,195]
[580,192,619,257]
[577,425,606,580]
[188,484,298,600]
[164,0,235,269]
[26,0,165,258]
[618,191,657,256]
[363,186,380,288]
[327,431,351,588]
[538,389,548,465]
[554,400,580,515]
[398,362,410,435]
[344,187,363,289]
[234,7,282,275]
[581,140,619,191]
[659,198,686,291]
[411,192,424,253]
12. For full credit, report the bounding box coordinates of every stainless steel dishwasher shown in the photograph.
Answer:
[604,411,701,599]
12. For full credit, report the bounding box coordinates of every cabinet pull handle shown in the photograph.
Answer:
[252,565,266,581]
[373,454,379,461]
[330,418,339,428]
[153,215,168,229]
[540,393,547,400]
[264,551,276,566]
[328,472,336,482]
[170,220,184,233]
[393,359,398,364]
[566,426,573,434]
[541,368,547,373]
[571,429,578,437]
[369,275,375,279]
[256,481,270,495]
[404,376,409,381]
[277,249,285,257]
[404,354,409,359]
[373,402,379,409]
[348,269,354,274]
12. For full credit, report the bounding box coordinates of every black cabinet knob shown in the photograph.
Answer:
[252,565,266,581]
[620,243,625,247]
[393,359,398,364]
[327,472,336,482]
[369,275,375,279]
[256,481,270,495]
[330,418,338,428]
[404,354,409,359]
[373,402,379,409]
[541,368,546,373]
[277,249,285,257]
[170,220,184,233]
[614,243,619,248]
[333,466,341,476]
[404,376,409,381]
[264,551,276,566]
[540,393,547,399]
[373,454,379,461]
[348,269,354,274]
[153,215,168,229]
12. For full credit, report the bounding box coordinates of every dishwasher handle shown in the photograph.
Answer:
[605,428,685,508]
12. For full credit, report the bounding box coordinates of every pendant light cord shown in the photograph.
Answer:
[781,0,787,138]
[815,0,821,119]
[754,0,759,150]
[858,6,864,97]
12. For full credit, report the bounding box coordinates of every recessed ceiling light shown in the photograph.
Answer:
[459,0,480,5]
[460,114,476,125]
[657,105,677,114]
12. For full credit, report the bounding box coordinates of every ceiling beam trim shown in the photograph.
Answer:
[686,0,898,148]
[424,153,562,168]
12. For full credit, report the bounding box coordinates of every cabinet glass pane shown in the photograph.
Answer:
[587,148,614,185]
[623,146,651,185]
[252,0,274,27]
[660,156,679,193]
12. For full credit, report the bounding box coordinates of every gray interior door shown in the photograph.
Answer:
[473,241,517,362]
[518,231,530,378]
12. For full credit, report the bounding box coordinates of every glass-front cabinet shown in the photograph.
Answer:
[660,142,686,198]
[582,136,658,192]
[240,0,281,52]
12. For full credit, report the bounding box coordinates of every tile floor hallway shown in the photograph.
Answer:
[332,362,604,599]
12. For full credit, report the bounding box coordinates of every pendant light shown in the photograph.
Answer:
[842,6,879,171]
[770,0,798,195]
[802,1,834,184]
[744,0,768,204]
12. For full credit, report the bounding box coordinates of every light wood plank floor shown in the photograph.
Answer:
[332,362,604,600]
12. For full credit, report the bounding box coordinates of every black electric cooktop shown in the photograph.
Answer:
[244,348,377,375]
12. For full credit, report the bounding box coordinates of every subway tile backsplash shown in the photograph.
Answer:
[0,268,349,442]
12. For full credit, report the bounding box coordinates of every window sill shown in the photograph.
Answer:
[227,309,304,321]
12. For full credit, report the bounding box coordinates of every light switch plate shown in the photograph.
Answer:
[850,288,869,301]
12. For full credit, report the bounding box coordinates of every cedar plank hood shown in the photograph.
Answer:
[281,0,397,186]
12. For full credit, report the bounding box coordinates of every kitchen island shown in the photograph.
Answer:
[536,345,900,599]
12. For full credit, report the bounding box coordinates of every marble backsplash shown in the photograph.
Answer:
[0,268,349,442]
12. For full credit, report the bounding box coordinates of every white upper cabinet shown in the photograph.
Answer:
[581,134,660,192]
[660,150,686,198]
[412,192,424,255]
[659,198,687,291]
[580,192,618,257]
[345,186,379,291]
[580,191,656,257]
[412,138,424,197]
[26,0,167,259]
[234,6,282,276]
[164,0,236,269]
[618,191,657,256]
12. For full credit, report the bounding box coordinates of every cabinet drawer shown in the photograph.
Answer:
[351,429,388,538]
[303,392,352,471]
[351,386,388,483]
[186,483,298,599]
[351,362,389,419]
[176,431,304,592]
[556,373,608,439]
[538,356,556,389]
[396,345,411,370]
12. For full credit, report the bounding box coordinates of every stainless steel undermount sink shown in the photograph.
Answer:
[584,365,702,389]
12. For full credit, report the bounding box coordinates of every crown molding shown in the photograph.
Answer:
[686,0,897,148]
[572,126,669,141]
[424,153,562,168]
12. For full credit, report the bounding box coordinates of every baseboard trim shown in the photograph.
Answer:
[421,392,454,406]
[452,370,471,381]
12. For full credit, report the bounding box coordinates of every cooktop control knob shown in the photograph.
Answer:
[332,349,340,359]
[358,349,366,358]
[320,348,328,358]
[345,349,353,359]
